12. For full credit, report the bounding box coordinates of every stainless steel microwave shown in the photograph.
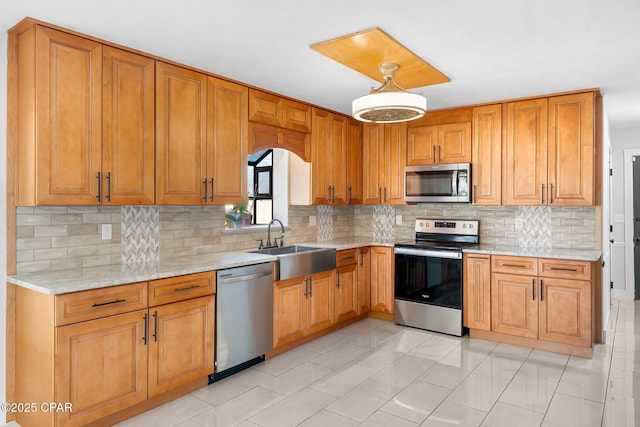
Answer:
[404,163,471,203]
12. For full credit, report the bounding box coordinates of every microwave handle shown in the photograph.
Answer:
[452,170,458,196]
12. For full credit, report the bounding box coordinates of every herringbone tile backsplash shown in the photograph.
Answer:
[122,206,159,263]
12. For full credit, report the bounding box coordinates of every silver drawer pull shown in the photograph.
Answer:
[92,298,126,308]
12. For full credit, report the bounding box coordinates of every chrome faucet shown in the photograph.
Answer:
[266,218,285,248]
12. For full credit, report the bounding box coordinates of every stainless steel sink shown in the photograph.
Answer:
[249,245,336,280]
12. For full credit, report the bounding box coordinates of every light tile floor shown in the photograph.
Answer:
[115,299,640,427]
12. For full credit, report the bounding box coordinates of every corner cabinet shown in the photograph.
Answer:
[363,123,407,204]
[11,24,155,206]
[156,63,248,205]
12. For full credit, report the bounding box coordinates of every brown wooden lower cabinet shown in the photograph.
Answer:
[15,273,216,427]
[463,254,491,330]
[465,254,595,356]
[357,247,371,315]
[370,246,394,314]
[273,270,335,348]
[148,295,215,397]
[56,310,148,427]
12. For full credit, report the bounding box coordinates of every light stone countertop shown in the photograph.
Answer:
[299,237,396,250]
[7,252,277,295]
[7,239,602,295]
[463,244,602,261]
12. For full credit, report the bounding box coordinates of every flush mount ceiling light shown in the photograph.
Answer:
[352,63,427,123]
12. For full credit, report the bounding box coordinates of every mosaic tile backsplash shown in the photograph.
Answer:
[14,202,597,274]
[121,205,159,263]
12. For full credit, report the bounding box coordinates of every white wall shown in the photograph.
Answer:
[0,29,8,424]
[610,124,640,300]
[600,98,612,338]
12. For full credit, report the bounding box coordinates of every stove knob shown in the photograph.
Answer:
[463,224,467,228]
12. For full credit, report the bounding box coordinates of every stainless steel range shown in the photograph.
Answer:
[394,218,479,336]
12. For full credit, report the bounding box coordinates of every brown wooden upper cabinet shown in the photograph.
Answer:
[346,118,363,204]
[363,123,407,204]
[472,105,502,205]
[248,89,312,161]
[407,122,471,165]
[12,24,155,205]
[312,108,348,204]
[249,89,312,133]
[156,62,247,205]
[504,92,596,206]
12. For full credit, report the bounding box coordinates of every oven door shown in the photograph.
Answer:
[394,247,463,309]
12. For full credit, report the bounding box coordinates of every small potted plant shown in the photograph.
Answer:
[225,205,251,228]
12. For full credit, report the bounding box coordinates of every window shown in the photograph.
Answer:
[248,149,273,225]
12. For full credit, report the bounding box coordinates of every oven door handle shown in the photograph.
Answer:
[394,247,462,259]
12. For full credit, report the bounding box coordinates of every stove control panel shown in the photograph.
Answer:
[415,219,479,236]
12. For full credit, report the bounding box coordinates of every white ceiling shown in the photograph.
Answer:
[2,0,640,129]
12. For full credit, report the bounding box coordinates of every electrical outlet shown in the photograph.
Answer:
[515,218,524,230]
[101,224,112,240]
[614,214,625,223]
[396,215,403,225]
[309,215,317,226]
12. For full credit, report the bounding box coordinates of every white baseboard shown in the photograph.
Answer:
[612,289,635,301]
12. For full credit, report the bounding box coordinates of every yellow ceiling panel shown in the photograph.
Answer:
[310,27,450,89]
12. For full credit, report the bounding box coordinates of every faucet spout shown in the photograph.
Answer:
[266,219,285,248]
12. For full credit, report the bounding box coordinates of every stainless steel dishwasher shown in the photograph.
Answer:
[209,262,274,383]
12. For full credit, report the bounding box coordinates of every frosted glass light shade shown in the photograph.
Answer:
[352,91,427,123]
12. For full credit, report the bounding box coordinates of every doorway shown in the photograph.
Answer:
[634,156,640,299]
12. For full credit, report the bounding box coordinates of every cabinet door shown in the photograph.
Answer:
[156,62,207,204]
[491,273,538,338]
[34,26,102,205]
[539,277,591,347]
[311,108,331,204]
[282,99,312,133]
[148,295,215,397]
[329,114,348,204]
[56,310,147,427]
[249,89,283,127]
[346,119,363,204]
[370,246,394,313]
[362,124,384,204]
[407,125,438,165]
[463,254,491,330]
[438,122,471,164]
[273,277,306,348]
[307,270,335,334]
[207,77,248,204]
[472,105,502,205]
[357,247,371,315]
[548,92,595,206]
[335,264,358,323]
[103,47,155,205]
[383,123,407,204]
[504,98,548,205]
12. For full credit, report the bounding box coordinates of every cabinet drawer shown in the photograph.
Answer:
[55,282,148,326]
[149,272,216,306]
[336,249,358,267]
[538,259,591,281]
[491,255,538,275]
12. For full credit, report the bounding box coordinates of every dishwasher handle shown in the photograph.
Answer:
[218,270,272,283]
